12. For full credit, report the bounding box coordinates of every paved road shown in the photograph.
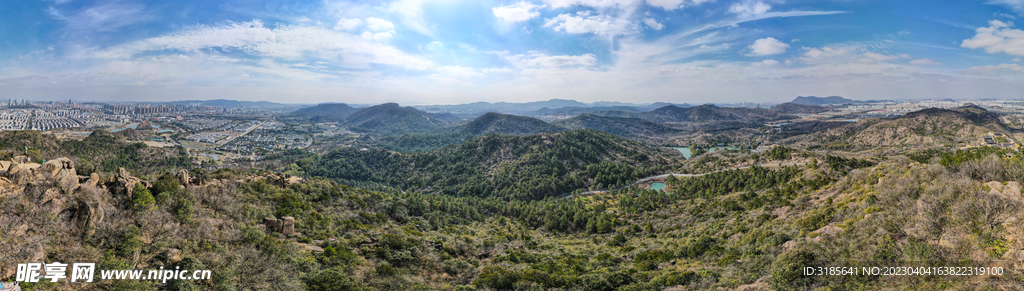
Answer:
[563,162,805,198]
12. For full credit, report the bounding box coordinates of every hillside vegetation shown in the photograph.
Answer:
[553,114,678,140]
[298,129,677,200]
[790,105,1009,150]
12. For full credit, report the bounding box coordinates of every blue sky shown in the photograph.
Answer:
[1,0,1023,104]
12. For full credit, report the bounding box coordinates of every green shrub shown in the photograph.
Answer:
[132,183,155,212]
[769,250,817,291]
[173,198,193,224]
[303,267,366,291]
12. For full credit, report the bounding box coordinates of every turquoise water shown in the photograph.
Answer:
[149,137,165,141]
[671,147,692,159]
[649,182,666,191]
[673,146,740,159]
[157,129,174,133]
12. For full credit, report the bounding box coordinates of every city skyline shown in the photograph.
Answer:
[2,0,1024,104]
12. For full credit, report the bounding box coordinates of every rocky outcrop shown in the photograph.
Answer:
[40,158,76,179]
[263,216,296,236]
[80,173,101,188]
[176,169,190,186]
[74,198,105,239]
[111,168,142,200]
[986,181,1021,201]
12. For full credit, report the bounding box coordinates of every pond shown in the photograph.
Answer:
[671,147,692,159]
[671,146,740,159]
[649,182,666,191]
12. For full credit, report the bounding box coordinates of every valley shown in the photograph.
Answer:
[3,97,1024,290]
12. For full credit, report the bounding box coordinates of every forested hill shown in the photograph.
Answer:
[553,114,678,139]
[289,103,360,122]
[770,102,830,114]
[789,105,1009,149]
[0,130,190,175]
[641,104,789,123]
[368,112,567,152]
[457,112,567,136]
[344,103,458,135]
[297,129,677,200]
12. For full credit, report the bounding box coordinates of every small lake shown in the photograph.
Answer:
[649,182,666,191]
[671,146,740,159]
[671,147,692,159]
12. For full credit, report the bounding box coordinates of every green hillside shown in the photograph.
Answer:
[298,129,676,200]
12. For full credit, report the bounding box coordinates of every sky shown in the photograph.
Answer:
[1,0,1023,105]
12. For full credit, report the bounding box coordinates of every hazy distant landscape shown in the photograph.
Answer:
[3,95,1024,290]
[6,0,1024,290]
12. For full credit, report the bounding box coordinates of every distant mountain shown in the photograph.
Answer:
[415,99,591,115]
[790,96,860,106]
[530,106,641,117]
[789,104,1007,148]
[588,110,644,119]
[373,112,566,152]
[553,114,677,139]
[166,99,284,107]
[641,104,786,123]
[641,102,692,111]
[458,112,566,136]
[345,103,456,135]
[290,103,360,122]
[770,102,830,114]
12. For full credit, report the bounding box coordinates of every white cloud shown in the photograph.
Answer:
[335,18,363,31]
[646,0,684,10]
[729,1,772,18]
[854,52,907,64]
[643,18,664,30]
[364,17,395,32]
[761,59,780,65]
[961,63,1024,75]
[909,58,942,66]
[91,20,430,70]
[501,51,599,68]
[493,2,544,22]
[1015,58,1022,62]
[544,11,638,36]
[987,0,1024,15]
[543,0,643,9]
[644,0,712,10]
[961,20,1024,56]
[47,2,151,32]
[387,0,434,37]
[436,65,485,78]
[361,31,394,40]
[747,37,789,56]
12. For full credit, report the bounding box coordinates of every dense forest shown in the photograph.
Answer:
[297,129,677,200]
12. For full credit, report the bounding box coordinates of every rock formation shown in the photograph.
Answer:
[111,167,142,200]
[263,216,296,236]
[176,169,190,186]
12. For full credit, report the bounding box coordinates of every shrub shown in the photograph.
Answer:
[173,198,194,224]
[132,183,155,212]
[303,267,366,291]
[769,250,817,291]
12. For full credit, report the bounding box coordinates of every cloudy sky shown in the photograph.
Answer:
[1,0,1023,104]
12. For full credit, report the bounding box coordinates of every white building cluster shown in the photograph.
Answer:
[30,109,81,131]
[0,111,29,130]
